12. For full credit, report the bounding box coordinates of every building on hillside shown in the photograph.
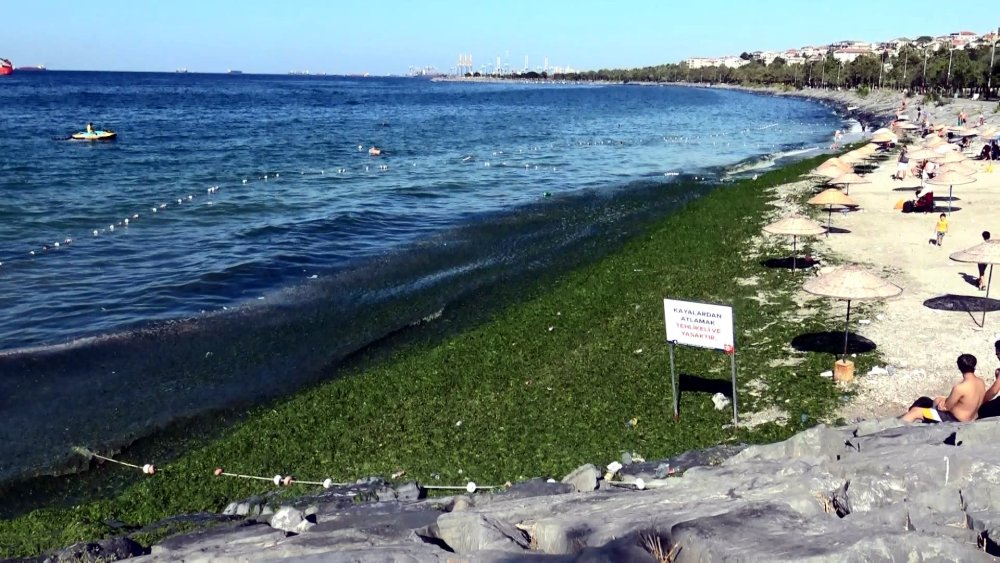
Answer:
[718,56,749,69]
[799,45,826,59]
[684,57,716,69]
[832,47,873,63]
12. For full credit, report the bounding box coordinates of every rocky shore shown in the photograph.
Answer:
[42,419,1000,562]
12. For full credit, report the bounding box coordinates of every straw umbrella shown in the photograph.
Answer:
[871,132,896,144]
[829,171,870,195]
[803,264,902,362]
[807,189,858,236]
[937,162,978,177]
[950,240,1000,327]
[907,147,939,161]
[762,215,826,270]
[927,169,975,215]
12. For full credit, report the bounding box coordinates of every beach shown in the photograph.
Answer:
[762,89,1000,421]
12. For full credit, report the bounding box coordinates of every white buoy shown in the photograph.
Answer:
[93,230,99,236]
[53,242,60,248]
[109,225,115,231]
[272,475,282,485]
[322,478,333,489]
[466,481,477,493]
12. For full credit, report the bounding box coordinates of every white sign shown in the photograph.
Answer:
[663,298,735,352]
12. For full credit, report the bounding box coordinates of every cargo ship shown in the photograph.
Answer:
[16,64,46,72]
[0,58,13,76]
[227,69,243,75]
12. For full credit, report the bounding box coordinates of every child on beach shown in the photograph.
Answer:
[934,213,948,246]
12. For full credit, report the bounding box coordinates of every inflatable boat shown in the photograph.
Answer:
[71,130,117,141]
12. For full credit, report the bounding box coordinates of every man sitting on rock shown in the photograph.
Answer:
[900,354,985,423]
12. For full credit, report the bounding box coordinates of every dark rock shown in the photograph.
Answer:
[395,481,423,501]
[494,477,573,501]
[375,486,397,502]
[45,537,143,562]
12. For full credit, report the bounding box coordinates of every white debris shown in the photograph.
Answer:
[711,392,731,410]
[819,371,834,378]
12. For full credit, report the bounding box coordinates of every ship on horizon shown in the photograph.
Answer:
[0,58,12,76]
[227,69,243,74]
[16,64,46,72]
[175,68,188,73]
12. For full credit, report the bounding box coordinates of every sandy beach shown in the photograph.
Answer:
[770,90,1000,422]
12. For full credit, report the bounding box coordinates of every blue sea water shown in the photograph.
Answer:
[0,72,842,483]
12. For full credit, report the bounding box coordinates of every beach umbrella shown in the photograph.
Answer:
[950,239,1000,327]
[933,151,966,164]
[829,171,870,195]
[933,143,961,154]
[762,215,826,270]
[807,189,858,235]
[840,150,869,164]
[821,157,853,170]
[812,159,852,178]
[937,162,978,177]
[927,170,975,215]
[871,127,895,137]
[923,136,945,148]
[897,122,920,130]
[871,132,896,144]
[803,264,902,359]
[907,148,939,161]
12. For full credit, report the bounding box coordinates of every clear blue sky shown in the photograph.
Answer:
[4,0,996,74]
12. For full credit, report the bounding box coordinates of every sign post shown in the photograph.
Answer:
[663,298,738,426]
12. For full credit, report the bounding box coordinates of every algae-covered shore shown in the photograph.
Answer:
[0,154,858,558]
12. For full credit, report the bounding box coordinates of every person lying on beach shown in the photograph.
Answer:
[977,341,1000,419]
[901,354,985,423]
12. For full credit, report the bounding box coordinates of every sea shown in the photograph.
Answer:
[0,72,846,485]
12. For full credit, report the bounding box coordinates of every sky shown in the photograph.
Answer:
[3,0,997,75]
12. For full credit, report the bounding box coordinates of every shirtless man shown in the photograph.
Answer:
[901,354,985,423]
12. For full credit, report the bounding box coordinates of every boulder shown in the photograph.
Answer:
[560,463,599,493]
[270,506,306,533]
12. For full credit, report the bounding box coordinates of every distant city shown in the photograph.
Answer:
[682,28,999,70]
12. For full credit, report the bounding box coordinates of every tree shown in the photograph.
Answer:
[739,52,752,61]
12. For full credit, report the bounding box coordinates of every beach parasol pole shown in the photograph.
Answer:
[985,265,994,327]
[842,299,852,359]
[792,235,797,270]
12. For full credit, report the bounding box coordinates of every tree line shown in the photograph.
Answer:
[537,39,999,98]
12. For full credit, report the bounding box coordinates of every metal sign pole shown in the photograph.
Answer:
[729,351,738,427]
[669,341,679,422]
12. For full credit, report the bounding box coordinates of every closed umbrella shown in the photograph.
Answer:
[927,170,975,215]
[950,240,1000,326]
[829,171,870,195]
[762,215,826,270]
[803,264,902,360]
[807,189,859,236]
